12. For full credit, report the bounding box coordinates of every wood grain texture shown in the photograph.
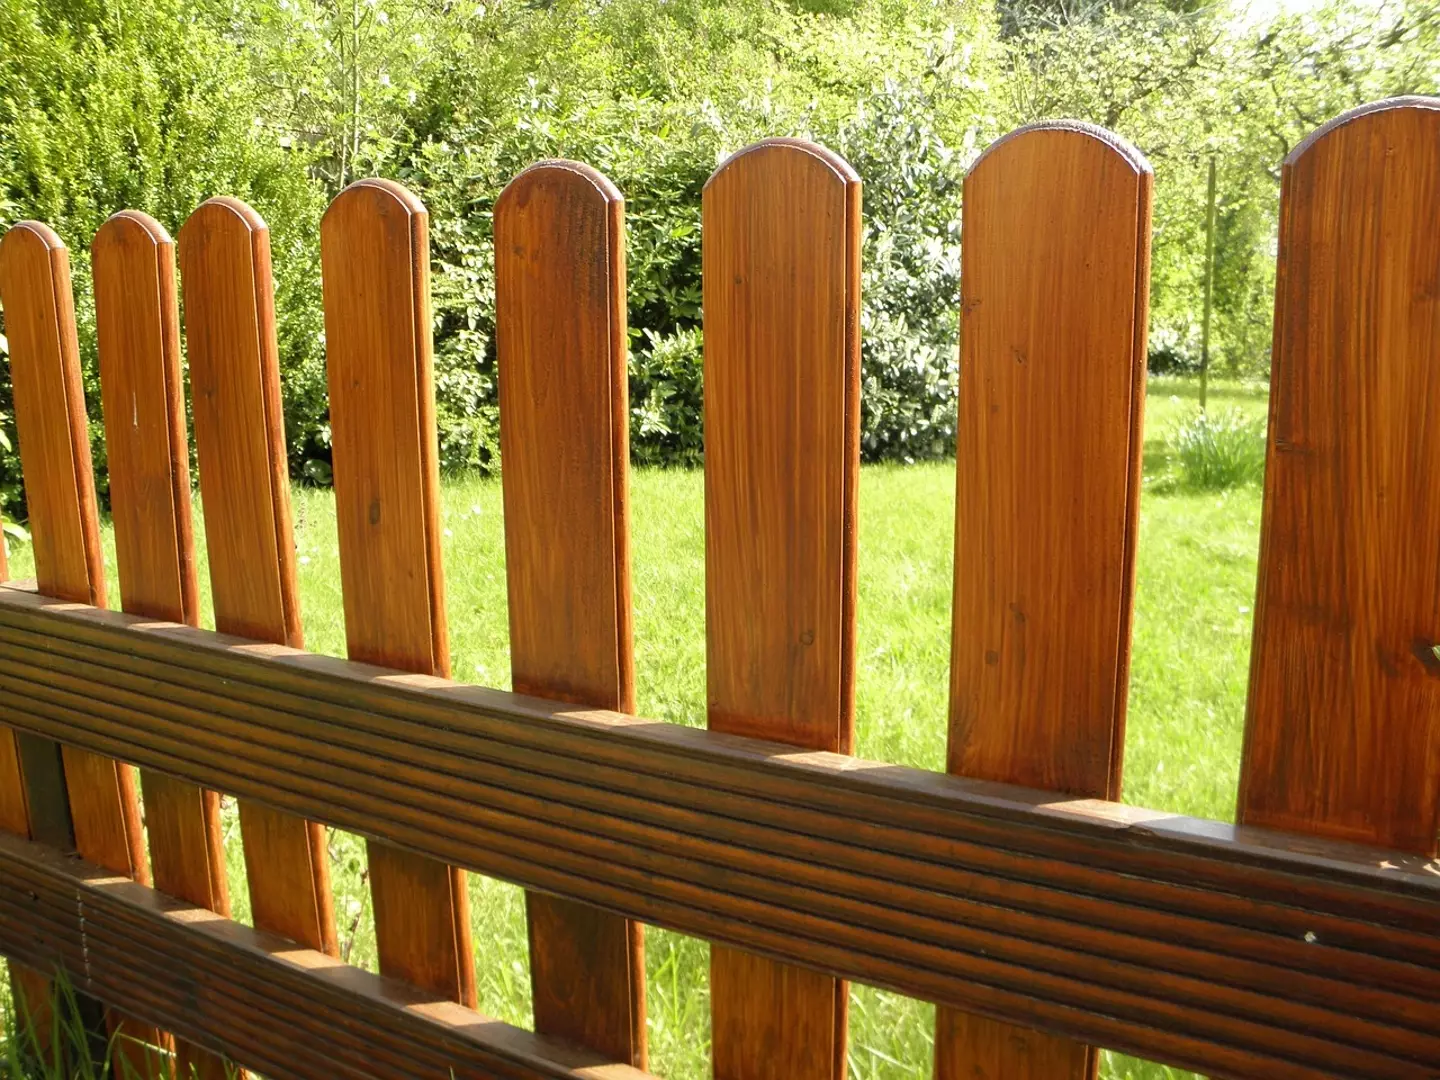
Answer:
[938,123,1153,1080]
[0,219,152,1071]
[92,209,231,1080]
[179,197,338,958]
[0,586,1437,1080]
[1239,97,1440,858]
[495,160,643,1064]
[0,516,20,837]
[0,832,655,1080]
[1,587,1438,1079]
[0,221,143,878]
[703,138,861,1080]
[321,178,476,1006]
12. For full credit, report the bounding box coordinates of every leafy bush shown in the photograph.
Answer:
[1174,408,1267,490]
[631,328,706,467]
[0,0,326,517]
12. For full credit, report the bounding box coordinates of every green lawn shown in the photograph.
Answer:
[2,375,1270,1080]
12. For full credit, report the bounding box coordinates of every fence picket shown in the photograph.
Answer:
[1239,97,1440,856]
[703,138,861,1080]
[92,209,231,1080]
[178,197,338,957]
[494,161,644,1063]
[936,123,1153,1080]
[320,179,477,1005]
[0,220,155,1071]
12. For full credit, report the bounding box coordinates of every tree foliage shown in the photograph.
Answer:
[1,0,1437,515]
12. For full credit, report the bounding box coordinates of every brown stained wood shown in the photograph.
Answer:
[938,123,1153,1080]
[0,507,41,1061]
[1239,97,1440,858]
[0,517,26,838]
[703,138,861,1080]
[0,224,106,608]
[0,539,25,838]
[0,832,654,1080]
[321,178,475,1007]
[495,160,643,1064]
[0,220,156,1071]
[178,197,338,958]
[0,588,1438,1080]
[92,209,231,1080]
[0,221,144,878]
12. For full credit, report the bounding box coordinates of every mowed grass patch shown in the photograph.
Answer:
[1,377,1269,1079]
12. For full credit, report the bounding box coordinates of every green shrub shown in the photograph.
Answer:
[630,328,706,467]
[0,0,327,517]
[1174,408,1267,490]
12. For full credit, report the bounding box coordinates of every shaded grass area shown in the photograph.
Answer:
[1,378,1269,1079]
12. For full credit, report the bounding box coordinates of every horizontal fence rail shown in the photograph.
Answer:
[0,584,1436,1080]
[0,832,642,1080]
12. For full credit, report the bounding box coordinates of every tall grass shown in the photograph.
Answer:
[1173,407,1267,490]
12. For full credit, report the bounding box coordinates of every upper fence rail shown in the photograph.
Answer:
[0,94,1437,1080]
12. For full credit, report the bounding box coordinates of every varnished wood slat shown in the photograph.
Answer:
[0,219,152,1070]
[938,123,1153,1080]
[0,587,1436,1080]
[92,209,231,1080]
[0,224,106,608]
[703,138,861,1080]
[1240,96,1440,857]
[179,197,338,958]
[0,513,21,835]
[0,221,141,876]
[0,495,41,1063]
[495,161,644,1063]
[321,179,476,1006]
[0,592,1437,1077]
[0,832,653,1080]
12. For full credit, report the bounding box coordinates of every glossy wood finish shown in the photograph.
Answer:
[703,138,861,1080]
[495,161,643,1064]
[321,179,476,1006]
[1240,97,1440,857]
[0,832,653,1080]
[0,492,41,1065]
[0,219,152,1069]
[179,197,338,957]
[0,224,106,609]
[938,123,1153,1080]
[0,585,1437,1079]
[92,209,230,1080]
[0,221,143,877]
[0,508,27,839]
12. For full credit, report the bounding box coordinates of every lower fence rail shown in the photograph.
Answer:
[0,582,1437,1079]
[0,833,641,1080]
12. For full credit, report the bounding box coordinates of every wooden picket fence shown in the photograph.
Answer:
[0,95,1435,1080]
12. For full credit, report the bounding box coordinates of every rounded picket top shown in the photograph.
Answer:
[0,221,74,354]
[1285,94,1440,167]
[705,135,859,194]
[179,195,269,249]
[1240,92,1440,857]
[496,158,623,217]
[93,208,173,262]
[968,118,1150,185]
[0,219,68,272]
[321,176,427,241]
